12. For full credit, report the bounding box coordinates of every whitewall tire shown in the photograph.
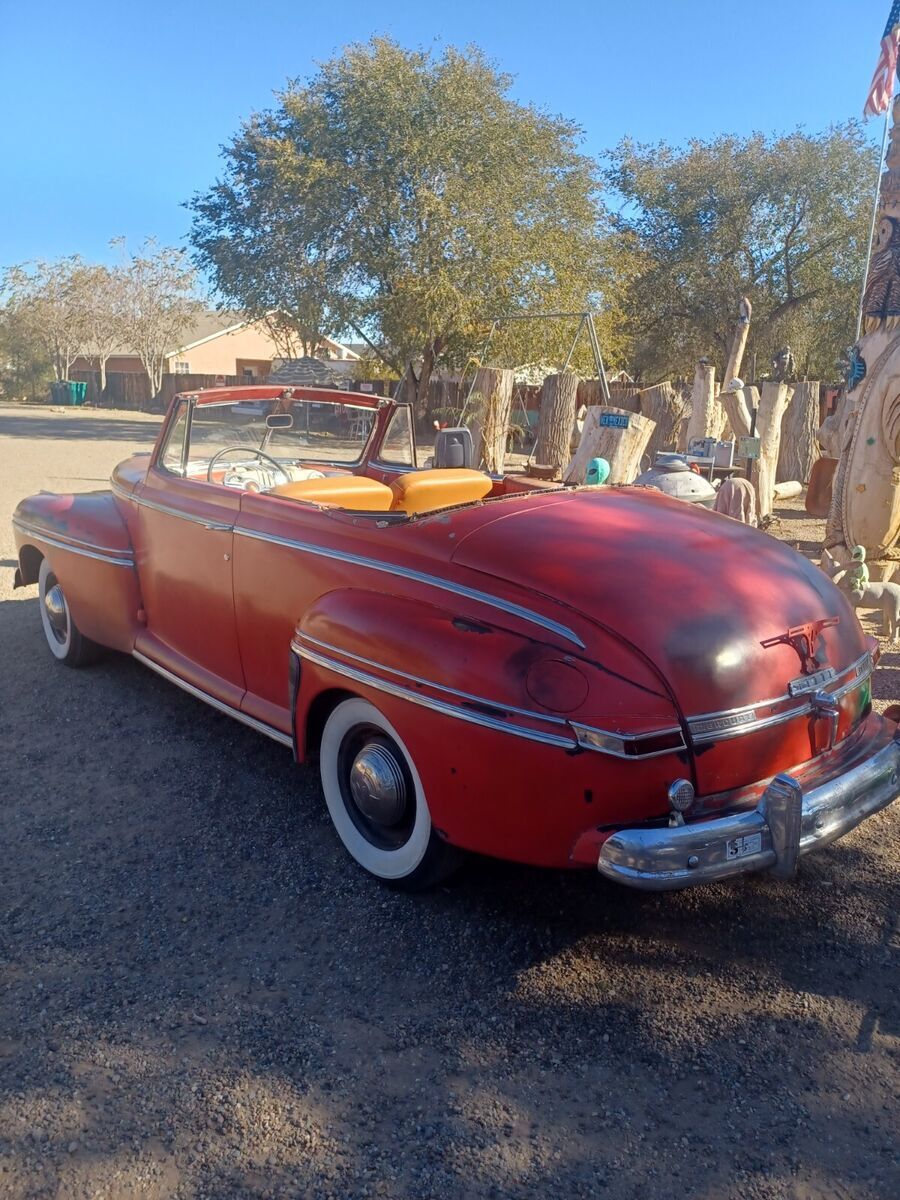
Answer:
[38,559,103,668]
[319,697,461,890]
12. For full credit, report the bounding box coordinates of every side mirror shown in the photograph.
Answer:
[434,427,474,469]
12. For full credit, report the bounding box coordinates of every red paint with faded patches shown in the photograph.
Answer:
[11,386,886,873]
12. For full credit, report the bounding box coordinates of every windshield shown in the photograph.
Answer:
[189,398,376,467]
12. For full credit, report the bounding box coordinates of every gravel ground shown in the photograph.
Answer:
[0,404,898,1200]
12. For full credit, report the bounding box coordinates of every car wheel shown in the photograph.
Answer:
[319,697,462,890]
[38,559,104,667]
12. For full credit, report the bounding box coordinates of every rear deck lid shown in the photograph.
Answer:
[451,488,870,794]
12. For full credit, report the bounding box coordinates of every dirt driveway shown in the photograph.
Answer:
[0,404,897,1200]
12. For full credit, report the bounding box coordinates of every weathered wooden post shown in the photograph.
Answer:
[469,367,515,474]
[717,382,753,440]
[777,380,820,484]
[534,372,580,478]
[723,298,753,387]
[754,382,794,521]
[684,360,717,446]
[565,407,656,485]
[639,381,685,461]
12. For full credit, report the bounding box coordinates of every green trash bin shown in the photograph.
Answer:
[49,380,87,405]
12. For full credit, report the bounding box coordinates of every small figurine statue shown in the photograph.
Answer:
[586,457,610,485]
[847,545,871,597]
[862,215,900,333]
[772,345,795,382]
[820,546,900,641]
[846,344,867,392]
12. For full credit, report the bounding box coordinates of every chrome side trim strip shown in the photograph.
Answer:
[295,632,687,760]
[832,655,874,701]
[570,722,687,761]
[115,483,584,648]
[237,525,585,649]
[295,632,571,726]
[687,652,873,744]
[119,486,235,531]
[110,481,134,503]
[132,650,293,748]
[12,518,135,568]
[292,641,577,749]
[691,704,807,744]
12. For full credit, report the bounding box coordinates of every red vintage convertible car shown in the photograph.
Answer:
[12,385,900,890]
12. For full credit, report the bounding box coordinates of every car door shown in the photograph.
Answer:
[133,399,245,708]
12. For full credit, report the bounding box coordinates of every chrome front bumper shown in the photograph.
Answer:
[597,729,900,890]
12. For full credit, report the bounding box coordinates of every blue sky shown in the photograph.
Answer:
[0,0,893,268]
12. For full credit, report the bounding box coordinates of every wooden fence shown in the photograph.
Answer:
[70,371,392,412]
[423,376,641,422]
[67,369,637,423]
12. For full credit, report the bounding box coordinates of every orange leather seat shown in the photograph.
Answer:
[389,469,493,515]
[269,476,393,511]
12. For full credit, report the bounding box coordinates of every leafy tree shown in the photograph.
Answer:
[603,125,879,382]
[189,38,605,410]
[2,257,91,381]
[117,241,201,396]
[80,261,128,395]
[0,299,53,400]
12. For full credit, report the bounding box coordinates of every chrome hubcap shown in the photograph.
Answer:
[348,742,408,827]
[44,583,68,644]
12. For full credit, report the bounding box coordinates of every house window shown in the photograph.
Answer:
[173,361,191,374]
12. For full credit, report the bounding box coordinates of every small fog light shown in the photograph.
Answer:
[668,779,695,814]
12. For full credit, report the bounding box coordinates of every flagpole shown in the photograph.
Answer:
[857,103,894,341]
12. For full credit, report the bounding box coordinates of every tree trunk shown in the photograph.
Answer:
[717,383,753,439]
[723,299,752,388]
[469,367,514,474]
[639,381,685,461]
[415,348,434,421]
[534,372,580,478]
[753,382,794,521]
[777,380,820,484]
[144,355,165,399]
[99,357,108,399]
[564,406,656,485]
[684,361,718,446]
[578,378,641,413]
[413,336,446,422]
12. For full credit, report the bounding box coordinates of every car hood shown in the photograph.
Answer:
[449,487,867,723]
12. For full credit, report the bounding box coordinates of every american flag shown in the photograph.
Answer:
[865,2,900,117]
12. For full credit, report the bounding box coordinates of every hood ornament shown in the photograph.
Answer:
[761,617,840,675]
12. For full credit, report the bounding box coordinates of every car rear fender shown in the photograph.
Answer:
[291,586,683,765]
[291,588,693,859]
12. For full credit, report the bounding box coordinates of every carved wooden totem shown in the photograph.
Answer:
[825,95,900,566]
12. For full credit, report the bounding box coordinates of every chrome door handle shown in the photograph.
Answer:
[201,521,233,532]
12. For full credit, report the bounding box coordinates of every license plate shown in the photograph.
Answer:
[726,833,762,860]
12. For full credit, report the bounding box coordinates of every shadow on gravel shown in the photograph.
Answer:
[1,595,898,1198]
[0,413,160,442]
